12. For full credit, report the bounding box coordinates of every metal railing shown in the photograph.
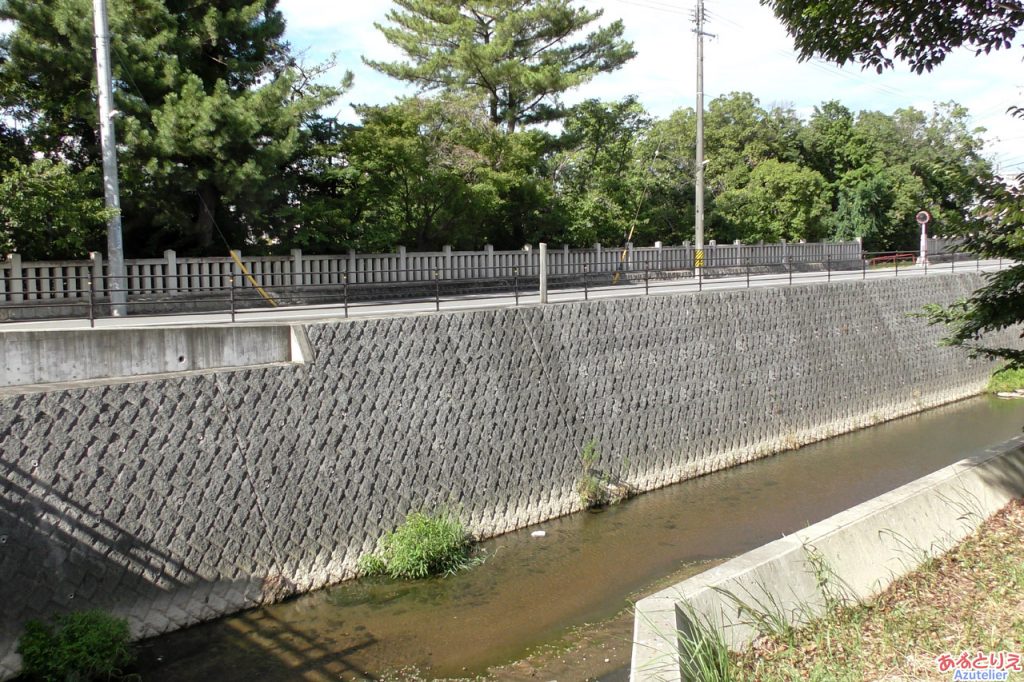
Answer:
[0,241,864,305]
[0,249,1007,327]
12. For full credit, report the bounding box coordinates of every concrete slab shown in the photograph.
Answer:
[0,325,307,388]
[631,435,1024,681]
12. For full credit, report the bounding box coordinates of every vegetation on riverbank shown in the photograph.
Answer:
[359,510,479,580]
[17,610,135,682]
[988,366,1024,394]
[679,499,1024,681]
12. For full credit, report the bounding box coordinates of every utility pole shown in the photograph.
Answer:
[694,0,713,271]
[92,0,127,316]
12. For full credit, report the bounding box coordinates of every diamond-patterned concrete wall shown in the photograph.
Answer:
[0,274,1008,677]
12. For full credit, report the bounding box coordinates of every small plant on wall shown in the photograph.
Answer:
[577,439,633,510]
[358,510,480,580]
[17,610,135,681]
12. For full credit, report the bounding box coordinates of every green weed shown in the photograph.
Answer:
[17,610,135,682]
[988,365,1024,393]
[359,510,478,580]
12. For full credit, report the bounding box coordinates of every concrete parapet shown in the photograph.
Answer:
[631,436,1024,681]
[0,325,306,388]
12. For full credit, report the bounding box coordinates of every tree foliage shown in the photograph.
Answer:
[0,0,1001,260]
[765,0,1024,73]
[0,159,113,259]
[0,0,348,256]
[366,0,635,132]
[763,0,1024,366]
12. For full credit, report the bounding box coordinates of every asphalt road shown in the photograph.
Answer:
[0,259,1006,331]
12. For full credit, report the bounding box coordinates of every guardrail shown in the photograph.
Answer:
[0,249,1005,326]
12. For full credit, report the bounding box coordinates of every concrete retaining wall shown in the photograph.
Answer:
[0,273,1010,677]
[630,436,1024,681]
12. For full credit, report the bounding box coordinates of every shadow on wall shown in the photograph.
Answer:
[0,457,378,681]
[977,444,1024,505]
[0,458,244,678]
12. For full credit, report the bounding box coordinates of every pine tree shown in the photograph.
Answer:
[0,0,348,255]
[365,0,635,133]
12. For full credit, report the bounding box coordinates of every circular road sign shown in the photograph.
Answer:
[915,210,931,225]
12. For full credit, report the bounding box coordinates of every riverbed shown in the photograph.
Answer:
[137,395,1024,681]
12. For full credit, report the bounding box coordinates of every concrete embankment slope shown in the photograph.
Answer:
[631,436,1024,682]
[0,274,1008,677]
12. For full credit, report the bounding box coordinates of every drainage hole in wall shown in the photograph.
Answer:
[178,356,186,363]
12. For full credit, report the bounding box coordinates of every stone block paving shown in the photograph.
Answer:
[0,274,1007,678]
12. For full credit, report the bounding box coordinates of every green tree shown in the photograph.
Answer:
[800,101,856,182]
[764,0,1024,73]
[715,159,831,243]
[829,162,926,250]
[366,0,635,133]
[764,0,1024,366]
[0,0,348,256]
[551,97,652,245]
[0,159,113,259]
[343,97,502,250]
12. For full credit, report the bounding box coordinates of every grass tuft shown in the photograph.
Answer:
[988,365,1024,393]
[358,510,479,580]
[577,439,633,509]
[17,610,135,682]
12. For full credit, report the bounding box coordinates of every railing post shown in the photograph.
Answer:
[88,277,95,327]
[583,264,590,300]
[789,256,794,285]
[7,253,23,304]
[626,241,634,272]
[485,244,494,279]
[343,272,349,318]
[745,255,750,288]
[229,276,236,323]
[433,269,441,311]
[164,249,179,295]
[513,266,520,306]
[443,245,453,280]
[895,256,899,277]
[90,251,104,300]
[291,248,303,289]
[348,249,356,285]
[397,245,407,283]
[862,256,866,280]
[594,243,602,275]
[826,254,831,282]
[539,243,548,304]
[644,265,649,295]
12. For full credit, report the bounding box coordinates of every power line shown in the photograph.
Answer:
[610,0,692,16]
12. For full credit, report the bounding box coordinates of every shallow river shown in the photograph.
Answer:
[138,395,1024,680]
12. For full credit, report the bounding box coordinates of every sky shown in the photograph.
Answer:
[278,0,1024,175]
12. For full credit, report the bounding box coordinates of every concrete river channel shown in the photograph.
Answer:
[137,396,1024,681]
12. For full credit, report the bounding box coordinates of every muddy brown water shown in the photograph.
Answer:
[137,396,1024,681]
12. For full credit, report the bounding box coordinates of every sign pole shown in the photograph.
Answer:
[916,210,931,266]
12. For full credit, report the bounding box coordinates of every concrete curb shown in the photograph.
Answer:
[631,435,1024,682]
